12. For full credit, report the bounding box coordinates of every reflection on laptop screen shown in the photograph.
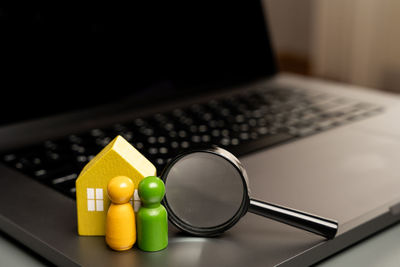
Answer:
[1,2,275,125]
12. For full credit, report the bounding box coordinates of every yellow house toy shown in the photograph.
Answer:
[76,135,156,236]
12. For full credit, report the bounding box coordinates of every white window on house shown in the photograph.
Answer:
[87,188,104,211]
[129,189,141,212]
[133,189,141,212]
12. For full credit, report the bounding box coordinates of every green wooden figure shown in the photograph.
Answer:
[137,176,168,252]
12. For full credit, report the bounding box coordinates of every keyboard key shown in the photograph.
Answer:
[3,154,17,162]
[51,173,78,185]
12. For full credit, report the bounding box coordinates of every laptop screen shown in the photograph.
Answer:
[1,2,276,125]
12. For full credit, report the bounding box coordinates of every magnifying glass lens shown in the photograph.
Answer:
[164,152,245,229]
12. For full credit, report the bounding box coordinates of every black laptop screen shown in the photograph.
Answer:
[1,2,276,125]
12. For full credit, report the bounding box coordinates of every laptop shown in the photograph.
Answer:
[1,2,400,266]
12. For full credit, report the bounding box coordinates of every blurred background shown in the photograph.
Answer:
[264,0,400,94]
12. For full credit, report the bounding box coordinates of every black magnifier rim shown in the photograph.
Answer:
[161,147,250,237]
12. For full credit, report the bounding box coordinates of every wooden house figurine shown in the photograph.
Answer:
[76,135,156,236]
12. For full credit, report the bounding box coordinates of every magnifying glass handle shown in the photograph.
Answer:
[248,199,338,239]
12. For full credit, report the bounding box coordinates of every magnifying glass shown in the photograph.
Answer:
[161,147,338,239]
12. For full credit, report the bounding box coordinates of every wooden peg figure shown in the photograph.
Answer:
[137,176,168,252]
[105,176,136,251]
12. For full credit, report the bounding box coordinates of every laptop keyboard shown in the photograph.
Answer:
[1,86,383,199]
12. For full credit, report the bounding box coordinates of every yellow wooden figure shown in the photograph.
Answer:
[75,135,156,236]
[106,176,135,251]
